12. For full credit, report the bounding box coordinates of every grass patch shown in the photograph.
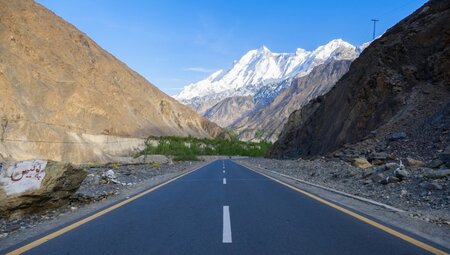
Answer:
[138,135,271,161]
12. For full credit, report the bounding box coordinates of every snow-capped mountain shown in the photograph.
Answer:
[174,39,365,106]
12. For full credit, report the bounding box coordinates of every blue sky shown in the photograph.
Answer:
[37,0,427,95]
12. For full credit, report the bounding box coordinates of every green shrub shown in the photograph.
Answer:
[138,135,272,160]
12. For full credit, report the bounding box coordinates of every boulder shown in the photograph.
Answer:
[104,169,117,180]
[385,163,399,171]
[0,160,87,217]
[426,169,450,179]
[371,173,385,183]
[353,158,372,169]
[368,152,388,161]
[420,182,443,190]
[405,157,425,167]
[361,168,373,179]
[100,169,120,184]
[394,169,410,180]
[371,159,385,166]
[427,159,444,169]
[380,176,400,185]
[361,165,384,177]
[385,131,407,141]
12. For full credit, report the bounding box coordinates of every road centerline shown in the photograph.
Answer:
[223,178,227,184]
[223,206,232,243]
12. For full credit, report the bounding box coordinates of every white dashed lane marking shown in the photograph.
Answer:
[223,206,232,243]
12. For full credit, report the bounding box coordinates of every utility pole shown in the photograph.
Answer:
[371,19,379,40]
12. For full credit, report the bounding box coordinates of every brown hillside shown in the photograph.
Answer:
[0,0,221,163]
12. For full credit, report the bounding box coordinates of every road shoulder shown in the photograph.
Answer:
[0,159,214,253]
[234,159,450,251]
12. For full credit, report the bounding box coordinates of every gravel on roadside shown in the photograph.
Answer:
[236,157,450,228]
[0,160,200,240]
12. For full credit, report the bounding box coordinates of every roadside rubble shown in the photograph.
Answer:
[237,157,450,228]
[0,160,197,239]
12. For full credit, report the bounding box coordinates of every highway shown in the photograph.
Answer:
[3,160,447,255]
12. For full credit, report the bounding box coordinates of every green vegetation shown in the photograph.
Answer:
[151,162,160,167]
[254,129,264,139]
[138,136,271,161]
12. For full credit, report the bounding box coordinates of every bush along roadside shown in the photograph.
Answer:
[137,136,272,160]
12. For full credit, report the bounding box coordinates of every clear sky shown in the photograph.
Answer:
[36,0,427,96]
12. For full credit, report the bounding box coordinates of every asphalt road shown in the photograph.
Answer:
[3,160,447,254]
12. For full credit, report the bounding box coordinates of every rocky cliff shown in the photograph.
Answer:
[269,0,450,159]
[0,0,221,163]
[204,96,255,128]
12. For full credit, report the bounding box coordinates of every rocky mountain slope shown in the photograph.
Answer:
[203,96,254,127]
[0,0,221,163]
[269,0,450,160]
[232,60,352,141]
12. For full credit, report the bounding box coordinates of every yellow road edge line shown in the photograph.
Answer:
[6,161,211,255]
[239,162,449,255]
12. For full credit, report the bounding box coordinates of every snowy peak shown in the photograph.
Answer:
[311,39,357,61]
[295,48,309,57]
[175,39,368,102]
[257,45,271,53]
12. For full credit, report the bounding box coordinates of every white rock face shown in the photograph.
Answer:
[175,39,364,107]
[0,160,47,196]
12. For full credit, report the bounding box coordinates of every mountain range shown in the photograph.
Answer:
[175,39,369,141]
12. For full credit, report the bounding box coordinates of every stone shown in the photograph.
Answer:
[353,158,372,169]
[426,169,450,179]
[400,189,408,196]
[371,173,385,183]
[385,131,407,141]
[405,157,425,167]
[84,174,101,185]
[371,159,385,165]
[368,152,388,161]
[385,163,399,171]
[380,176,400,185]
[0,160,87,217]
[394,169,410,180]
[361,169,373,179]
[104,169,116,180]
[4,223,20,232]
[363,179,373,185]
[420,182,443,190]
[427,159,444,169]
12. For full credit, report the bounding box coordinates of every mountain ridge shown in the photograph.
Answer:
[0,0,222,163]
[175,39,366,106]
[268,0,450,159]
